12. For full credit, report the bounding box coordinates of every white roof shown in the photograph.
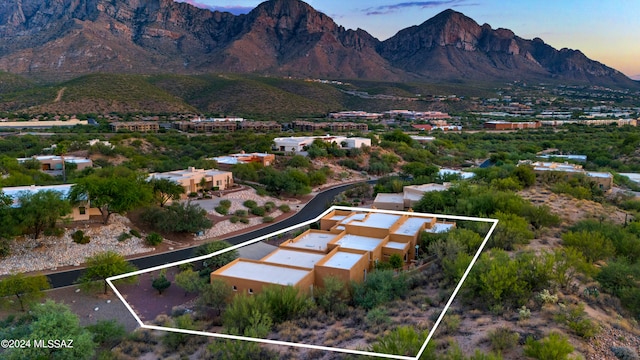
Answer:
[425,223,455,233]
[328,215,348,221]
[217,261,310,286]
[374,193,404,204]
[286,232,338,252]
[439,168,475,179]
[393,217,434,236]
[2,184,74,206]
[322,251,365,270]
[17,155,92,164]
[350,213,401,229]
[384,241,408,250]
[619,173,640,183]
[586,171,613,179]
[261,249,326,269]
[336,234,384,252]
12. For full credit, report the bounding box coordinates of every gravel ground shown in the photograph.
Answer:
[0,214,154,276]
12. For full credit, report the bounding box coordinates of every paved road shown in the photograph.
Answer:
[46,182,363,288]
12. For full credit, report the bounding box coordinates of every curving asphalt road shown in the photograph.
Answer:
[46,181,365,288]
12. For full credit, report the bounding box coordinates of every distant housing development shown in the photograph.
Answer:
[110,121,159,132]
[484,121,541,130]
[329,111,383,120]
[386,110,451,120]
[148,167,233,196]
[211,209,455,295]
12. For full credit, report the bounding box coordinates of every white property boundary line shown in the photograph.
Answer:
[107,206,498,360]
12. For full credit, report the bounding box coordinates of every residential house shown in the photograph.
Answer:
[1,184,100,221]
[148,167,234,196]
[211,209,455,296]
[17,155,93,171]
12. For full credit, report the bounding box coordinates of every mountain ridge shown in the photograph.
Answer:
[0,0,636,88]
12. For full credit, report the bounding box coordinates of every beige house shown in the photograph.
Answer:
[148,167,233,196]
[211,209,455,296]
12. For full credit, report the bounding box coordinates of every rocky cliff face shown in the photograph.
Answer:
[378,9,633,86]
[0,0,635,87]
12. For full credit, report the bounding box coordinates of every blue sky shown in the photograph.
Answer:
[175,0,640,77]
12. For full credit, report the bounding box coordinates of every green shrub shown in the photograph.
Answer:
[219,199,232,208]
[129,229,142,238]
[352,269,408,310]
[279,204,291,213]
[251,206,266,216]
[554,303,600,339]
[235,209,248,217]
[524,332,574,360]
[72,230,90,244]
[488,327,520,353]
[117,232,132,242]
[230,216,240,224]
[146,232,163,246]
[214,205,229,215]
[264,201,275,212]
[263,216,274,223]
[240,217,250,224]
[243,200,257,209]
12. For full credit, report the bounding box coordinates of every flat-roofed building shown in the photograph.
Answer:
[211,209,456,296]
[260,248,326,269]
[239,121,282,132]
[211,259,315,296]
[17,155,93,171]
[373,193,404,211]
[484,121,541,130]
[314,249,370,286]
[272,135,370,153]
[520,160,613,190]
[110,121,159,132]
[148,167,233,196]
[2,184,100,221]
[280,230,340,253]
[210,152,275,168]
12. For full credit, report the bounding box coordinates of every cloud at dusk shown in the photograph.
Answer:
[175,1,254,15]
[363,1,469,15]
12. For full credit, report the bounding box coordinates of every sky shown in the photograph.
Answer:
[176,0,640,78]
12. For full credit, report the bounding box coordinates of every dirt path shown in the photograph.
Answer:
[54,87,66,102]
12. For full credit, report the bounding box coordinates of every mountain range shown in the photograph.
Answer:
[0,0,637,88]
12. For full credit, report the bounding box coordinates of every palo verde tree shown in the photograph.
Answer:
[78,251,137,294]
[149,177,185,207]
[0,273,51,311]
[70,167,153,224]
[15,190,72,239]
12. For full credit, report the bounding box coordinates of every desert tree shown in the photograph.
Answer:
[0,273,50,311]
[78,251,137,294]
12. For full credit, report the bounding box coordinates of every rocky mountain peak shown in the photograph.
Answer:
[247,0,338,35]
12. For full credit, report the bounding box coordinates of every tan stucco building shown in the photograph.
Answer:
[148,167,233,196]
[211,209,455,296]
